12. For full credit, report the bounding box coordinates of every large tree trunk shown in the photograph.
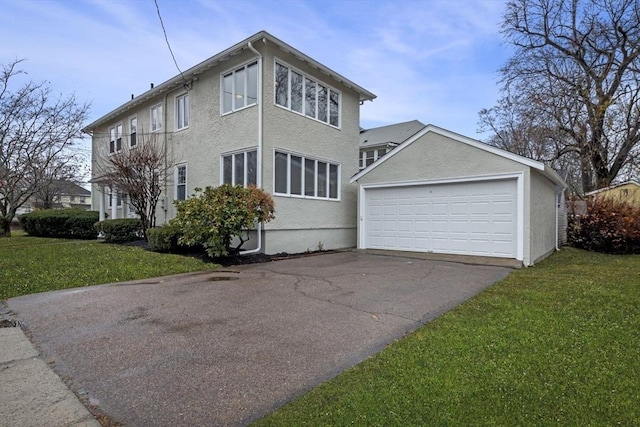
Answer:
[0,216,12,237]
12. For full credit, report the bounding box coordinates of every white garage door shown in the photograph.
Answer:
[364,179,518,258]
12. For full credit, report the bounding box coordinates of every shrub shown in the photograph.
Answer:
[567,196,640,254]
[95,218,143,243]
[172,185,275,257]
[147,224,184,252]
[19,209,99,239]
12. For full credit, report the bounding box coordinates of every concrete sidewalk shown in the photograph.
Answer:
[0,326,100,427]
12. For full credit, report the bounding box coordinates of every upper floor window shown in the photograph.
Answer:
[151,104,163,132]
[176,94,189,130]
[221,149,257,187]
[221,61,258,114]
[274,150,339,200]
[129,117,137,147]
[176,164,187,201]
[109,124,123,154]
[275,61,340,128]
[359,148,387,169]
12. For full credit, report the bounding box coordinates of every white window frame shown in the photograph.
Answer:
[175,164,187,201]
[150,104,163,132]
[220,148,258,187]
[129,116,137,147]
[220,60,258,115]
[108,124,123,154]
[273,149,340,201]
[359,148,387,170]
[274,59,341,129]
[175,93,189,131]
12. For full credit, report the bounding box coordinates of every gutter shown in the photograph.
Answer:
[241,40,265,255]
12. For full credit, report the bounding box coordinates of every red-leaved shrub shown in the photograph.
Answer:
[567,196,640,254]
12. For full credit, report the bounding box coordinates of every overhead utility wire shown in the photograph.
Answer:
[154,0,190,89]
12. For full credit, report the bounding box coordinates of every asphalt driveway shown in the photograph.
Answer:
[7,251,512,426]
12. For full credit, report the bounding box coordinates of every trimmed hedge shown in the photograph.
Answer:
[568,196,640,254]
[147,224,185,252]
[19,209,99,239]
[95,218,143,243]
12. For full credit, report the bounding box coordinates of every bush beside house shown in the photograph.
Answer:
[95,218,143,243]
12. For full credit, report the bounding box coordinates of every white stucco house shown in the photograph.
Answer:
[84,31,565,266]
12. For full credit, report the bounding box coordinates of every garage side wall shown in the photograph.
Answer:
[530,170,558,263]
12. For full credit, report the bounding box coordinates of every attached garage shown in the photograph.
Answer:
[351,125,566,266]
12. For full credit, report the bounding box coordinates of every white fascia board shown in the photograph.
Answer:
[351,124,547,183]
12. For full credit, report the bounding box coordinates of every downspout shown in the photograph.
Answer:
[241,40,264,254]
[555,186,565,251]
[162,91,169,225]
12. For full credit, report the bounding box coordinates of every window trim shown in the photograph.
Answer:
[150,103,163,132]
[175,163,187,201]
[108,123,123,154]
[175,93,189,131]
[359,147,387,170]
[129,116,137,148]
[273,148,341,201]
[220,60,259,115]
[220,147,258,187]
[274,58,341,129]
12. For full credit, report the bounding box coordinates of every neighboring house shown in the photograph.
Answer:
[14,180,91,219]
[359,120,425,169]
[350,125,566,266]
[83,31,376,254]
[585,180,640,206]
[85,31,566,265]
[47,180,92,210]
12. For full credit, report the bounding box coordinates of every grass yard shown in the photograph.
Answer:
[0,232,218,300]
[256,248,640,426]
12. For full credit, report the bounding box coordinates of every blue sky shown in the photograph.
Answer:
[1,0,510,143]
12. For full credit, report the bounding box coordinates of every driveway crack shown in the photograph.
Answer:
[262,268,421,324]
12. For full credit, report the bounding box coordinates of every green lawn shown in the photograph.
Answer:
[256,248,640,426]
[0,232,218,300]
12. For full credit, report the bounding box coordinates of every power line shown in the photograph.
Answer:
[154,0,187,85]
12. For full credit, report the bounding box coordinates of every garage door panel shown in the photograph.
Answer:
[364,179,517,258]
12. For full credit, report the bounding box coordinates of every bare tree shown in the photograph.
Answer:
[96,133,175,239]
[32,162,84,209]
[482,0,640,193]
[0,59,90,236]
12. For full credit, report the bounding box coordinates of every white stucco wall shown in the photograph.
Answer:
[90,41,364,254]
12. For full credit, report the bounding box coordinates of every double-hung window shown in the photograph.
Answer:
[151,104,163,132]
[275,61,340,128]
[221,149,257,187]
[274,150,339,200]
[176,94,189,130]
[221,61,258,114]
[129,117,137,147]
[176,164,187,201]
[109,124,123,153]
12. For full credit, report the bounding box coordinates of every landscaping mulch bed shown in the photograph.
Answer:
[118,239,334,267]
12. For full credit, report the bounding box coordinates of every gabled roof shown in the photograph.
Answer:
[82,31,376,133]
[359,120,425,149]
[585,180,640,196]
[351,124,566,188]
[55,180,91,196]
